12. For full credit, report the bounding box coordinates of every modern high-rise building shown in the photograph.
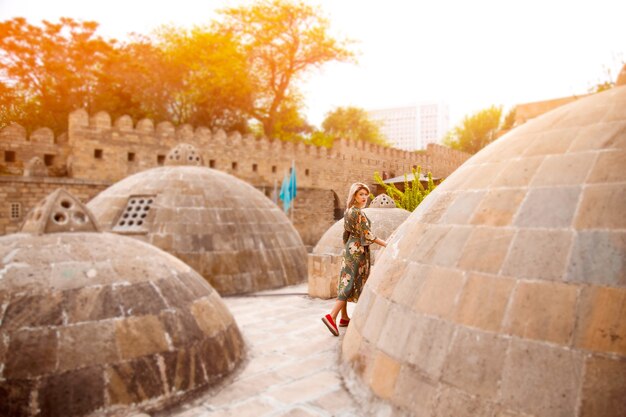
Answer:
[368,102,450,151]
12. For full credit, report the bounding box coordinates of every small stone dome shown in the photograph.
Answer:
[369,193,396,208]
[342,87,626,417]
[0,190,244,417]
[165,143,203,166]
[87,155,307,295]
[308,199,410,299]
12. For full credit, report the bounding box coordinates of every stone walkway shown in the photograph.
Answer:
[158,283,363,417]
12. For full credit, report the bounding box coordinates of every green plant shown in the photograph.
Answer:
[373,167,436,211]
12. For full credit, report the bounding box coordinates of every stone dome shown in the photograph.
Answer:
[313,199,409,257]
[341,87,626,417]
[308,197,410,299]
[0,189,244,417]
[87,152,307,295]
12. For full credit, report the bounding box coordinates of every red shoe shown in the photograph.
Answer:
[339,318,350,327]
[322,314,339,336]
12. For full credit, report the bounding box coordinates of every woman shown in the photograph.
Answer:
[322,182,387,336]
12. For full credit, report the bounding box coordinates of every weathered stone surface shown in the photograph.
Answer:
[115,315,170,359]
[579,356,626,417]
[58,321,119,370]
[501,229,573,280]
[1,292,63,330]
[457,227,515,274]
[504,280,578,344]
[39,367,104,417]
[433,385,495,417]
[442,328,508,397]
[107,355,165,405]
[63,285,122,323]
[5,328,58,379]
[470,189,526,226]
[391,364,438,416]
[0,379,34,417]
[575,184,626,229]
[500,339,583,417]
[455,273,515,332]
[514,186,581,228]
[566,231,626,287]
[574,286,626,354]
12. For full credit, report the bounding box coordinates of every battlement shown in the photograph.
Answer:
[2,109,470,201]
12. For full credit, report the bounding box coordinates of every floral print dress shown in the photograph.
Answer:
[337,207,377,302]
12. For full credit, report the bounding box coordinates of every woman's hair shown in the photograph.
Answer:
[346,182,370,209]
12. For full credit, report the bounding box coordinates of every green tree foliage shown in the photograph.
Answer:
[321,106,388,147]
[373,167,436,212]
[216,0,354,138]
[0,17,115,133]
[443,105,503,154]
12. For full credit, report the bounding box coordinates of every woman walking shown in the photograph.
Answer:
[322,182,387,336]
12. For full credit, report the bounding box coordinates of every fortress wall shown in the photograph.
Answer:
[1,110,470,245]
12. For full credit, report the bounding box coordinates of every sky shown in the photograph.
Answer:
[1,0,625,129]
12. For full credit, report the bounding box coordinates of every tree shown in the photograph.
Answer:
[373,167,436,212]
[443,105,503,154]
[216,0,354,138]
[321,106,388,146]
[0,17,115,133]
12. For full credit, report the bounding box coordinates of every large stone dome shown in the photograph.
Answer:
[308,195,410,299]
[0,190,244,417]
[87,145,307,295]
[341,87,626,417]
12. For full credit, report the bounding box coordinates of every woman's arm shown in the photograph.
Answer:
[374,237,387,247]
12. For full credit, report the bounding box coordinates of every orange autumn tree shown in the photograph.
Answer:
[216,0,354,139]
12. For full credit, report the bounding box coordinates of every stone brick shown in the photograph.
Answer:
[63,285,121,323]
[115,315,169,359]
[524,127,579,157]
[341,325,363,363]
[457,227,515,274]
[115,281,168,315]
[455,273,515,332]
[5,328,58,379]
[501,229,573,281]
[161,348,204,393]
[190,297,228,337]
[587,149,626,183]
[0,379,35,417]
[566,231,626,286]
[500,339,583,417]
[106,355,165,405]
[405,315,455,379]
[413,266,464,319]
[490,155,544,188]
[361,294,391,344]
[432,385,495,417]
[367,351,401,400]
[367,259,407,298]
[377,302,413,360]
[574,286,626,355]
[530,152,596,186]
[579,356,626,417]
[392,364,438,416]
[503,280,578,344]
[442,327,508,397]
[160,309,205,348]
[568,121,626,152]
[58,321,119,371]
[470,189,526,226]
[389,262,427,306]
[408,225,451,265]
[439,190,486,224]
[514,186,581,228]
[1,291,63,330]
[430,226,472,267]
[575,184,626,229]
[39,366,104,417]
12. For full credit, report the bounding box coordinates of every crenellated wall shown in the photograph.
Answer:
[1,110,470,244]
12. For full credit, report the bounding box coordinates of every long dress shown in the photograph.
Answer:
[337,206,377,302]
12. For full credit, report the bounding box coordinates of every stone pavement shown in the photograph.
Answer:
[157,283,364,417]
